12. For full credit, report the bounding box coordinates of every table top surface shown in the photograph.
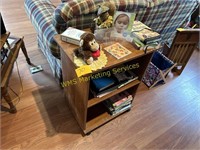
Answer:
[54,34,156,73]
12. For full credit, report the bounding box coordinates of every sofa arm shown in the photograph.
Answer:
[24,0,60,59]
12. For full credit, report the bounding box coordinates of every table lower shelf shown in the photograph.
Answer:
[84,102,131,134]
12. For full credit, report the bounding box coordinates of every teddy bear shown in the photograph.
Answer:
[74,32,100,65]
[93,2,116,29]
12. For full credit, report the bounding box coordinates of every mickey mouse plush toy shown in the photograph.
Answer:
[74,32,100,65]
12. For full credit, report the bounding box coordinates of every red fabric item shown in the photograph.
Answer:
[92,49,100,58]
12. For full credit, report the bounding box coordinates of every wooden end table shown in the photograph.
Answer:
[54,34,156,134]
[1,31,31,113]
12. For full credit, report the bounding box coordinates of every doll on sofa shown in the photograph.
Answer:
[94,2,116,29]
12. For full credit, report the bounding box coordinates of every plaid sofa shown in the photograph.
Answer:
[24,0,199,82]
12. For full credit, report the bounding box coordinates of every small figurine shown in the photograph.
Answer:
[74,33,100,65]
[94,2,116,29]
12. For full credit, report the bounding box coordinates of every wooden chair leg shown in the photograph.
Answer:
[1,87,17,113]
[20,38,31,65]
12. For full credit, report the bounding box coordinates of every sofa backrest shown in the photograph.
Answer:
[52,0,199,45]
[52,0,161,32]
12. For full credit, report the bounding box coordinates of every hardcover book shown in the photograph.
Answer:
[112,69,138,88]
[132,20,151,32]
[61,27,85,45]
[132,39,161,51]
[132,21,161,44]
[91,76,116,92]
[113,70,138,83]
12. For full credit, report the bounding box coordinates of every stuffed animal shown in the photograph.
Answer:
[74,33,100,65]
[94,2,116,29]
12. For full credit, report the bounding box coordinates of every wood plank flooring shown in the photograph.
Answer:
[1,0,200,149]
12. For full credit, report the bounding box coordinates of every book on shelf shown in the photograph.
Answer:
[91,83,118,98]
[105,103,132,115]
[91,76,116,92]
[113,70,138,83]
[117,78,137,88]
[90,76,118,98]
[131,21,161,45]
[103,91,133,115]
[112,69,138,88]
[60,27,85,45]
[113,104,132,115]
[90,71,138,98]
[109,91,133,108]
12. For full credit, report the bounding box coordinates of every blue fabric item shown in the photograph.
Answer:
[151,51,174,70]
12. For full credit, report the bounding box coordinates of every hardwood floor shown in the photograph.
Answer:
[1,0,200,149]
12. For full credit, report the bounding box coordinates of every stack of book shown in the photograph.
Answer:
[103,91,133,115]
[90,76,116,98]
[131,21,161,50]
[90,70,138,98]
[112,69,138,88]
